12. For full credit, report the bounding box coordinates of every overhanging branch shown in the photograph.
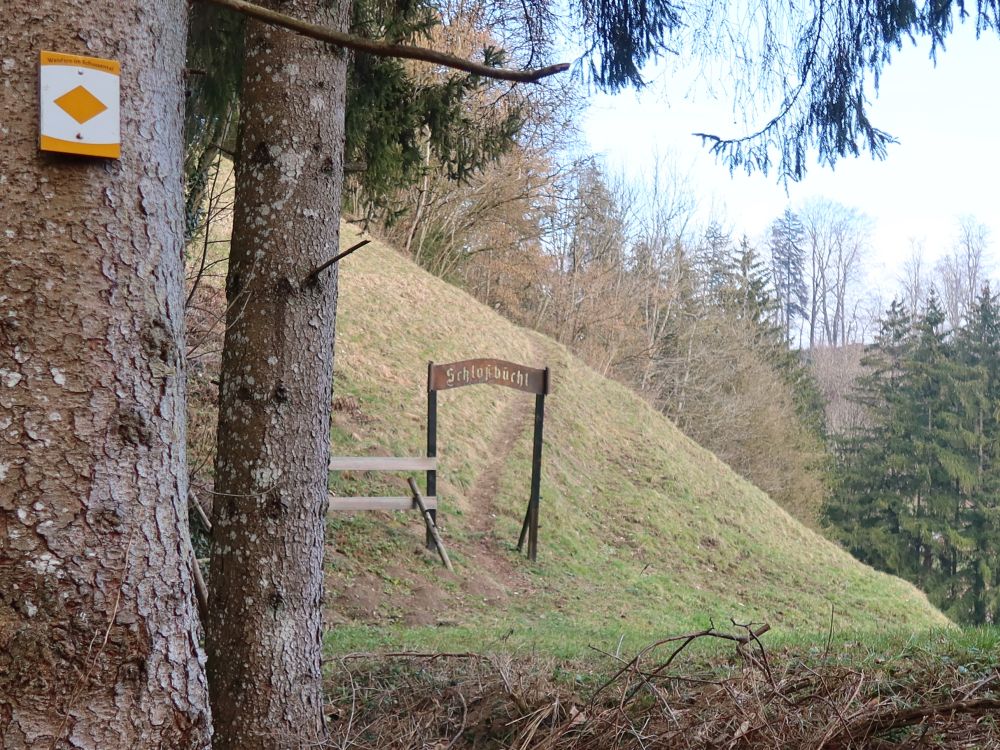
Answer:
[199,0,570,83]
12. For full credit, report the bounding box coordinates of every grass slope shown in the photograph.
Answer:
[322,223,949,657]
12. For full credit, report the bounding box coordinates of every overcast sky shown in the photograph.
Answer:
[582,21,1000,298]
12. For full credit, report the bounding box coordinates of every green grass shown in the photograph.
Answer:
[321,221,950,657]
[326,623,1000,675]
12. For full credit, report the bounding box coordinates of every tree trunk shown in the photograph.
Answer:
[206,2,349,747]
[0,1,211,747]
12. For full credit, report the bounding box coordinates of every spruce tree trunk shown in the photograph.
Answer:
[0,1,211,747]
[206,2,349,747]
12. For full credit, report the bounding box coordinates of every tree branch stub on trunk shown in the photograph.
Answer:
[205,0,349,747]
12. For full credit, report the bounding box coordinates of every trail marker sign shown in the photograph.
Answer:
[39,51,121,159]
[427,359,551,560]
[429,358,548,395]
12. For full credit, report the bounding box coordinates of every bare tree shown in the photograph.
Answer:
[829,209,870,345]
[934,216,992,330]
[899,239,928,324]
[849,289,886,344]
[801,200,834,348]
[630,160,697,392]
[800,199,870,347]
[936,252,966,330]
[958,216,991,311]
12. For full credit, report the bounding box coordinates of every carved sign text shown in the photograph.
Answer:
[429,358,549,395]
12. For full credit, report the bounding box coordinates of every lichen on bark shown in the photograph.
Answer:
[205,1,350,747]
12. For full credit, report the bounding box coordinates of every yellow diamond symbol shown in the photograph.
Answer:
[54,85,107,125]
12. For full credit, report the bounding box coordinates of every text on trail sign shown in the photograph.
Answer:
[39,51,121,159]
[429,358,550,395]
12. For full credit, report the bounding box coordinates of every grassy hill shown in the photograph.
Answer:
[315,223,949,656]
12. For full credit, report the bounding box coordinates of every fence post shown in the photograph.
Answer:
[518,367,548,561]
[426,361,437,550]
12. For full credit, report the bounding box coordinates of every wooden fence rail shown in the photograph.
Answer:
[327,456,437,512]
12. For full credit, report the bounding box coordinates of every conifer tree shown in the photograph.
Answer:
[896,293,976,614]
[732,237,828,440]
[201,0,698,746]
[827,292,1000,624]
[954,285,1000,622]
[768,208,808,342]
[695,222,735,299]
[3,1,212,744]
[184,0,528,227]
[827,300,914,575]
[724,237,776,327]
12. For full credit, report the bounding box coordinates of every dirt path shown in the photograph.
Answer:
[443,339,552,607]
[464,384,536,542]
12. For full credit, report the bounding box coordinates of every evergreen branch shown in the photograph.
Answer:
[198,0,570,83]
[692,0,827,152]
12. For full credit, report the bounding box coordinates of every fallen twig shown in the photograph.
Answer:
[326,624,1000,750]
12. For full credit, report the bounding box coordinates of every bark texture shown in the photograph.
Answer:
[206,2,349,747]
[0,1,211,748]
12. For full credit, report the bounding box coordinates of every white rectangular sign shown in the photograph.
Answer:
[39,51,120,159]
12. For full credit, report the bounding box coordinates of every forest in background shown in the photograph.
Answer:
[337,89,996,537]
[826,290,1000,625]
[363,144,1000,625]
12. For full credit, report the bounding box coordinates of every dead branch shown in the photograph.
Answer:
[408,476,454,572]
[841,697,1000,745]
[199,0,570,83]
[189,490,213,533]
[192,557,210,624]
[326,629,1000,750]
[302,239,370,286]
[329,651,488,663]
[591,623,771,705]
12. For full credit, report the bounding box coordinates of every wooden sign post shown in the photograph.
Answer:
[427,359,550,561]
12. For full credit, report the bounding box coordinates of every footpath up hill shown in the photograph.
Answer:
[323,223,948,653]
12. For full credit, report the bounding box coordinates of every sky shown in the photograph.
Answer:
[582,20,1000,297]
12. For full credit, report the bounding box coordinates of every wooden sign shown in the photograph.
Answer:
[428,358,550,395]
[427,359,550,561]
[39,51,121,159]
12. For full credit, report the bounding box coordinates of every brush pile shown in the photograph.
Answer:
[326,623,1000,749]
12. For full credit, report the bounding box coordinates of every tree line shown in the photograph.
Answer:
[355,124,997,570]
[826,288,1000,625]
